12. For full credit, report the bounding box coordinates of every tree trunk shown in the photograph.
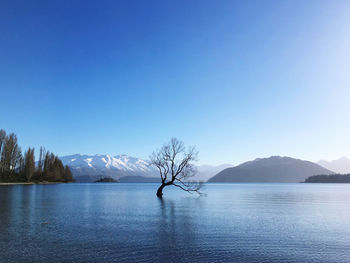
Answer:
[156,184,165,198]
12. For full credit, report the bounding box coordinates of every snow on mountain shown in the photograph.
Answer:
[61,154,232,183]
[317,157,350,174]
[60,154,157,181]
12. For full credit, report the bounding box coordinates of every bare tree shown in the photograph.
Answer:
[1,133,22,176]
[0,129,6,155]
[24,148,35,182]
[150,138,203,198]
[0,129,6,175]
[37,146,46,180]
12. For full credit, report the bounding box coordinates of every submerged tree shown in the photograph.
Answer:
[150,138,202,198]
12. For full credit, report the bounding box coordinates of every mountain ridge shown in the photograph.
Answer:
[60,153,232,183]
[60,154,156,182]
[208,156,334,183]
[317,157,350,174]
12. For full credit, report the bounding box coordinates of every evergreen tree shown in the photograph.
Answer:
[53,156,65,181]
[43,152,54,181]
[35,146,46,181]
[64,165,73,182]
[43,152,68,182]
[0,128,73,183]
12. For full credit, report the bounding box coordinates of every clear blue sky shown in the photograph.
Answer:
[1,0,350,165]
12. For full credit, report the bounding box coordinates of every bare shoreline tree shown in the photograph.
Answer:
[150,138,203,198]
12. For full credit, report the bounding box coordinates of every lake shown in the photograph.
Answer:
[1,183,350,262]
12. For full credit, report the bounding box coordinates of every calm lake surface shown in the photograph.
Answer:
[1,183,350,263]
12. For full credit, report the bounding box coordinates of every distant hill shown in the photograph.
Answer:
[305,174,350,183]
[208,156,334,183]
[194,164,233,182]
[118,176,160,183]
[74,175,101,183]
[317,157,350,174]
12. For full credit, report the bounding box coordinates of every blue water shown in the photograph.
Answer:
[1,183,350,262]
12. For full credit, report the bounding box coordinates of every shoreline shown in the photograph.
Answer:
[0,182,34,185]
[0,182,65,186]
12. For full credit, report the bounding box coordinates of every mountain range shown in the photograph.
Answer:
[60,154,156,182]
[317,157,350,174]
[60,154,231,183]
[61,154,339,183]
[208,156,334,183]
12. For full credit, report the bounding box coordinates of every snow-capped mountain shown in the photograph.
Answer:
[61,154,233,182]
[60,154,157,182]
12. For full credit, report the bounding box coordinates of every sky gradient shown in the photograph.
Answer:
[1,0,350,165]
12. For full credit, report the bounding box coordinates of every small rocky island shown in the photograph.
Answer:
[94,177,118,183]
